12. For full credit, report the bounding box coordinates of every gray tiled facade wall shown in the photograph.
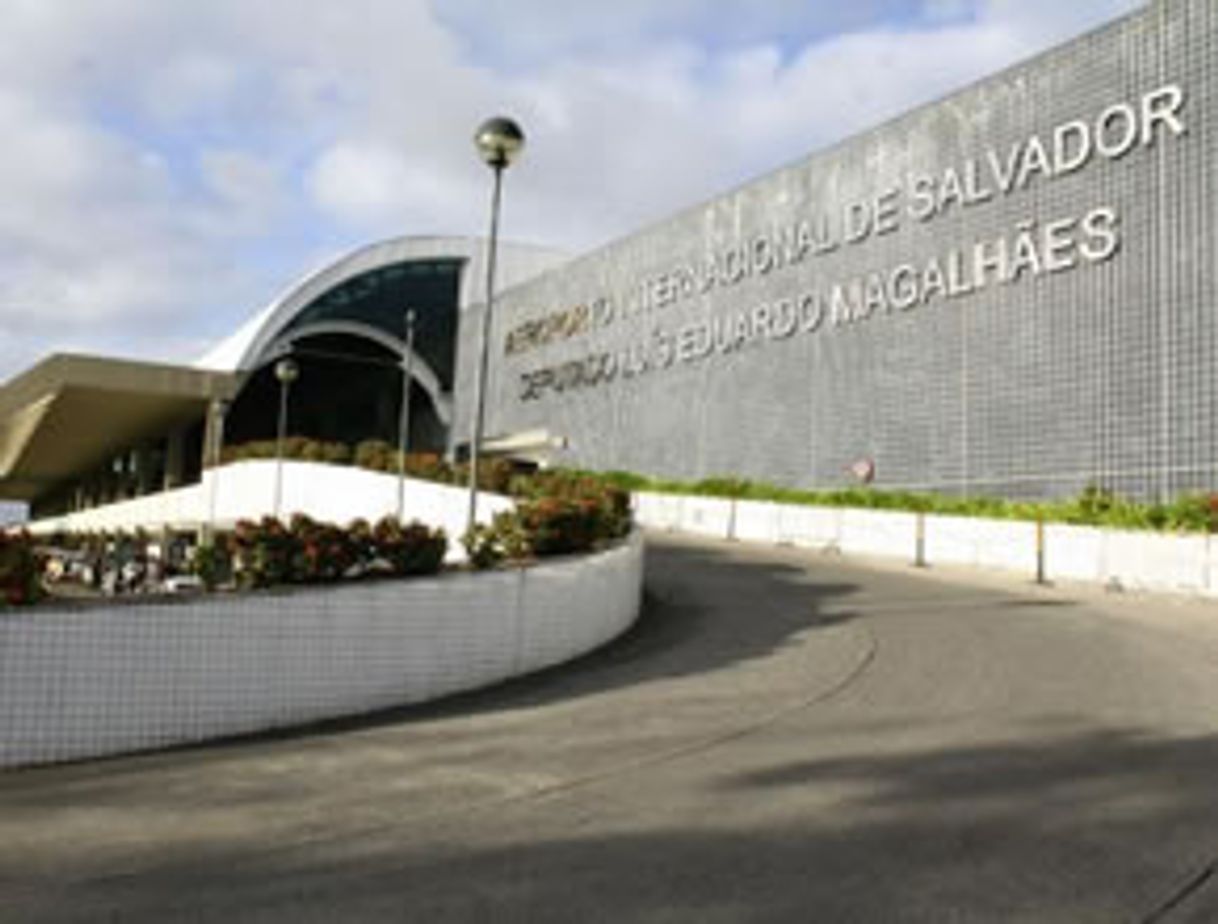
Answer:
[457,0,1217,500]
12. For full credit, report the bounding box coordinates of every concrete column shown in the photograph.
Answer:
[201,399,229,472]
[135,445,155,496]
[164,427,187,490]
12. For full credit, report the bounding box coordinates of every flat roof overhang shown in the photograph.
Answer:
[0,354,240,502]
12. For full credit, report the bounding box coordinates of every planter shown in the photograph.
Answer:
[0,532,644,769]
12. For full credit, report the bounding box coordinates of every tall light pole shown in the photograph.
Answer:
[273,357,299,520]
[467,115,525,539]
[205,398,229,540]
[397,308,417,522]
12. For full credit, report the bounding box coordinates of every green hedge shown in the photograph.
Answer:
[212,438,1218,535]
[214,441,638,558]
[219,439,518,494]
[0,530,42,608]
[221,437,352,466]
[25,468,637,600]
[219,514,447,589]
[615,473,1218,534]
[462,474,633,568]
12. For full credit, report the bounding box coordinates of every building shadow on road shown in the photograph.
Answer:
[8,723,1218,922]
[418,536,864,715]
[0,536,865,780]
[194,537,865,745]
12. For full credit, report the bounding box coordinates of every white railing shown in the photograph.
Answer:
[635,493,1218,597]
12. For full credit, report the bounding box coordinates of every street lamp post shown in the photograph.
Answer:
[205,398,229,540]
[273,357,299,520]
[467,115,526,540]
[397,308,417,521]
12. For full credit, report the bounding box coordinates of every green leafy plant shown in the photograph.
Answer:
[0,530,42,608]
[191,541,232,591]
[289,514,360,583]
[462,523,507,570]
[353,439,395,472]
[230,517,297,588]
[221,438,353,467]
[372,516,446,576]
[609,469,1218,535]
[220,513,447,589]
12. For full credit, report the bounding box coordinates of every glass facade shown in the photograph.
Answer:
[281,258,463,390]
[29,258,466,516]
[224,333,445,452]
[224,257,464,454]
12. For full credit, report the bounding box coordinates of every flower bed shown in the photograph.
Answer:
[220,514,446,589]
[1,531,645,768]
[10,470,636,606]
[463,475,632,567]
[0,531,41,608]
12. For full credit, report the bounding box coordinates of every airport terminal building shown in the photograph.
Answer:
[0,238,564,519]
[1,0,1215,521]
[470,0,1217,502]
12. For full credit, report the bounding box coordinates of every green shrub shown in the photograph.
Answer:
[0,530,42,607]
[403,452,455,483]
[221,513,446,588]
[692,476,755,498]
[354,439,395,472]
[608,469,1218,535]
[191,541,232,590]
[1164,493,1218,532]
[299,440,326,462]
[449,458,516,494]
[462,476,632,567]
[222,438,354,466]
[323,442,352,465]
[372,516,446,576]
[462,508,535,569]
[230,517,297,588]
[289,513,360,582]
[598,470,652,492]
[221,439,545,500]
[462,522,507,570]
[516,497,604,556]
[504,471,632,554]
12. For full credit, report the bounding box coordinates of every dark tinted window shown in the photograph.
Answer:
[282,259,463,389]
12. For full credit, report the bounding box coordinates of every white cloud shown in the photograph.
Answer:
[981,0,1144,39]
[307,142,413,226]
[141,52,245,123]
[197,149,285,231]
[430,0,946,60]
[0,0,1146,383]
[0,82,264,347]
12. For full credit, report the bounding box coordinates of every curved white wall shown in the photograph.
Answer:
[0,532,644,769]
[635,492,1218,598]
[195,235,568,373]
[27,460,514,562]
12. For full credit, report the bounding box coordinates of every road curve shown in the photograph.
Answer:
[3,533,1218,922]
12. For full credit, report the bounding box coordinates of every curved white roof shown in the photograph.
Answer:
[194,235,567,374]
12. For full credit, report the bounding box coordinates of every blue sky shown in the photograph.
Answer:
[431,1,979,64]
[0,0,1141,384]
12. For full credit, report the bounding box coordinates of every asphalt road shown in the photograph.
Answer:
[4,533,1218,922]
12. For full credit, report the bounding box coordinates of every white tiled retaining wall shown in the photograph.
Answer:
[0,532,644,769]
[634,493,1218,598]
[26,460,514,562]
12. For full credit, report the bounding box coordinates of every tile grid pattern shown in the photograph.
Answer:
[0,535,644,769]
[467,0,1218,502]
